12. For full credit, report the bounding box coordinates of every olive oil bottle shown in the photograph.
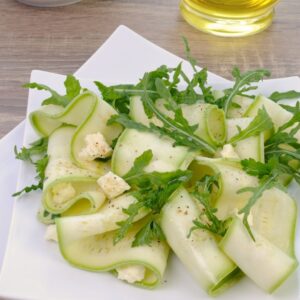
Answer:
[180,0,279,37]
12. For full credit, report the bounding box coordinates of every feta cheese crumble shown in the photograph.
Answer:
[220,144,240,159]
[45,224,58,242]
[52,182,76,204]
[97,171,130,199]
[79,132,112,161]
[116,265,145,284]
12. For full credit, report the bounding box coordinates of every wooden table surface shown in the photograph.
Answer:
[0,0,299,138]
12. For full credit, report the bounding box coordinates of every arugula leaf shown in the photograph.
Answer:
[95,65,174,114]
[280,103,300,113]
[265,102,300,156]
[179,38,216,105]
[155,78,174,107]
[14,138,48,163]
[195,68,216,105]
[266,148,300,160]
[114,201,144,245]
[13,139,49,197]
[142,89,216,154]
[136,65,170,92]
[179,41,215,105]
[132,74,215,153]
[162,62,203,104]
[113,151,192,245]
[223,68,270,115]
[182,36,197,72]
[242,156,293,181]
[182,40,271,110]
[169,62,182,90]
[35,155,49,183]
[97,42,268,114]
[229,108,273,144]
[188,175,228,237]
[265,132,298,151]
[13,155,49,197]
[181,39,270,111]
[269,90,300,102]
[129,170,192,213]
[171,87,202,105]
[278,103,300,132]
[123,150,153,181]
[24,82,69,107]
[13,183,43,197]
[169,67,203,105]
[116,169,190,245]
[132,219,166,247]
[241,158,276,178]
[64,74,81,100]
[94,81,137,114]
[107,113,154,133]
[177,68,214,106]
[24,74,82,107]
[108,83,217,154]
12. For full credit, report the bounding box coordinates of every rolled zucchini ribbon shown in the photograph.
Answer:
[30,91,122,172]
[191,157,298,256]
[220,217,298,293]
[161,188,241,296]
[180,102,226,147]
[56,193,169,288]
[43,126,106,216]
[169,158,298,293]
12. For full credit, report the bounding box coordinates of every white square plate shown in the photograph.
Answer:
[0,25,300,300]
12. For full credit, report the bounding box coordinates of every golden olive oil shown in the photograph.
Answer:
[180,0,279,37]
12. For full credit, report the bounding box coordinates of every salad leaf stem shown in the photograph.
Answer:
[223,68,270,116]
[229,108,273,144]
[269,90,300,102]
[188,175,228,237]
[24,75,81,107]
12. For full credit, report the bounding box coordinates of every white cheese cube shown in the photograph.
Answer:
[97,171,130,199]
[79,132,112,161]
[44,224,58,242]
[116,265,145,284]
[52,182,76,205]
[220,144,240,159]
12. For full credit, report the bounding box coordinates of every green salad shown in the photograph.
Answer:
[14,43,300,296]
